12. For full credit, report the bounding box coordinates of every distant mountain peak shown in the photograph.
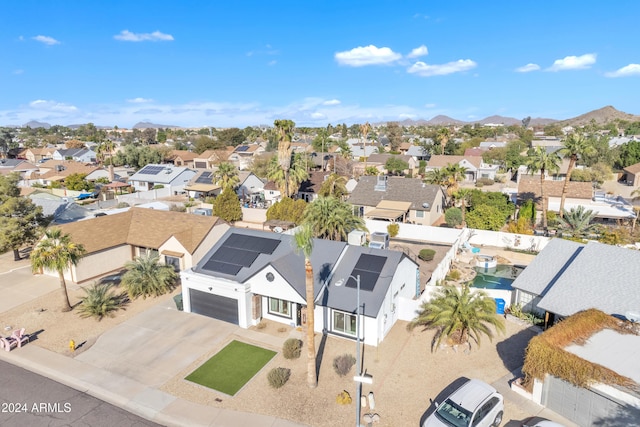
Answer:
[132,121,181,129]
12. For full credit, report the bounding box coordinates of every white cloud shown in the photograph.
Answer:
[515,63,540,73]
[322,99,341,106]
[605,64,640,78]
[127,97,153,103]
[335,45,402,67]
[310,112,326,119]
[424,103,436,108]
[546,53,596,71]
[407,45,428,59]
[113,30,174,42]
[29,100,77,112]
[407,59,477,77]
[32,35,60,45]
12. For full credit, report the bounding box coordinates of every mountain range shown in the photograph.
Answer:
[11,106,640,130]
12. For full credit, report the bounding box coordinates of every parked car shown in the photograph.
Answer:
[522,417,565,427]
[423,379,504,427]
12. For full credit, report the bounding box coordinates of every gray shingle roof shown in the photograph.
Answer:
[347,176,441,211]
[537,241,640,317]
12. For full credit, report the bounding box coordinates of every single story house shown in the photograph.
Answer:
[42,208,229,283]
[236,171,265,202]
[347,176,445,226]
[622,161,640,187]
[181,228,419,346]
[426,155,499,182]
[297,171,332,202]
[22,147,56,163]
[33,160,100,187]
[127,164,196,192]
[511,238,640,325]
[228,144,265,170]
[365,153,419,176]
[192,148,234,169]
[52,148,97,163]
[168,150,199,168]
[184,170,221,199]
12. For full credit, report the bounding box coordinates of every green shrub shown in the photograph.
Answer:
[267,367,291,388]
[418,248,436,261]
[475,181,484,188]
[333,353,356,377]
[387,223,400,237]
[282,338,302,359]
[169,204,186,212]
[77,283,124,321]
[116,202,130,208]
[477,177,495,186]
[445,207,463,227]
[152,184,165,189]
[447,269,461,281]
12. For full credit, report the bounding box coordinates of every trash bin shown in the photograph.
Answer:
[173,294,183,311]
[494,298,505,315]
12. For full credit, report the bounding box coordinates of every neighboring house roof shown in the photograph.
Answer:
[170,150,198,162]
[37,161,100,180]
[348,176,441,211]
[405,145,428,157]
[427,155,482,169]
[479,141,506,149]
[517,175,593,204]
[464,148,485,157]
[264,181,279,191]
[0,159,39,175]
[55,207,222,254]
[366,154,413,165]
[185,170,220,192]
[515,240,640,318]
[128,164,194,184]
[623,161,640,175]
[298,171,332,194]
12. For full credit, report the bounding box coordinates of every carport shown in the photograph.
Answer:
[364,200,411,222]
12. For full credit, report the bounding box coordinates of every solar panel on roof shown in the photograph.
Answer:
[225,234,280,254]
[139,166,164,175]
[210,247,259,267]
[195,172,213,184]
[354,254,386,273]
[236,145,249,152]
[345,254,387,292]
[201,260,242,275]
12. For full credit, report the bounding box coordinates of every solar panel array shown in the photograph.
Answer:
[346,254,386,292]
[235,145,250,152]
[139,165,165,175]
[195,171,213,184]
[202,233,281,276]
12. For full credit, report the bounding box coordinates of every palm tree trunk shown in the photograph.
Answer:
[305,258,317,388]
[58,271,73,312]
[461,199,467,228]
[558,156,576,219]
[540,170,548,230]
[13,248,21,261]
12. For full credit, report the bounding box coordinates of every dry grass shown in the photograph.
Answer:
[522,309,637,389]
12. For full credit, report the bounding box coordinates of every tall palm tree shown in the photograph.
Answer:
[294,224,317,388]
[121,253,177,300]
[442,163,468,195]
[267,154,308,197]
[213,162,240,190]
[558,206,598,238]
[452,188,472,228]
[409,284,505,352]
[436,127,450,155]
[30,228,86,312]
[275,119,295,197]
[360,122,371,171]
[302,197,366,241]
[556,133,596,218]
[526,147,561,230]
[318,173,348,198]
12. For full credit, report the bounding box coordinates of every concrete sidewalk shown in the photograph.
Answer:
[0,344,306,427]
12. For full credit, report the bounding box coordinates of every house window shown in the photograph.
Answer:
[416,210,424,218]
[332,310,357,336]
[481,173,489,178]
[268,298,292,318]
[165,256,180,271]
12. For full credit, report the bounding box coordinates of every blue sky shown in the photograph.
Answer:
[2,1,639,128]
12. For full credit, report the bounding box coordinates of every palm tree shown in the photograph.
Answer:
[558,206,598,238]
[424,164,467,207]
[294,224,317,388]
[318,173,348,198]
[452,188,472,228]
[267,154,308,197]
[121,253,177,300]
[275,119,295,197]
[556,133,596,218]
[30,228,86,312]
[526,147,561,230]
[302,197,366,241]
[435,127,450,155]
[77,283,124,320]
[442,163,467,195]
[360,122,371,171]
[213,162,240,190]
[409,285,505,352]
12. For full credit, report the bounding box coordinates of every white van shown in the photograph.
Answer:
[423,379,504,427]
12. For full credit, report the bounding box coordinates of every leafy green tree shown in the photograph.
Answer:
[193,135,225,154]
[77,283,124,320]
[216,127,246,146]
[466,204,508,231]
[121,253,177,299]
[64,173,91,191]
[556,133,596,218]
[543,123,563,137]
[518,199,535,223]
[558,206,598,238]
[302,197,366,241]
[30,228,86,312]
[293,224,317,388]
[0,173,49,260]
[266,197,307,224]
[386,122,403,152]
[318,173,348,198]
[445,207,463,227]
[617,140,640,169]
[409,285,505,351]
[526,146,561,229]
[249,154,274,179]
[142,128,156,144]
[0,127,17,158]
[385,156,409,176]
[213,162,239,190]
[364,166,379,176]
[213,187,242,222]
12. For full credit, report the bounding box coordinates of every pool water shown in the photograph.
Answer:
[471,265,524,290]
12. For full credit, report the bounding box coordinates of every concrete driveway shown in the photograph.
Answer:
[75,300,240,387]
[0,254,59,315]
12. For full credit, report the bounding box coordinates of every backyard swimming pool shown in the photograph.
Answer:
[471,265,524,290]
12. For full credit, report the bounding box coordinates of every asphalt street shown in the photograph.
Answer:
[0,359,161,427]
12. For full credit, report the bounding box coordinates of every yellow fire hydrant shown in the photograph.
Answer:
[69,340,76,352]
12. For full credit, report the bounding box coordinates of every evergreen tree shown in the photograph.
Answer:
[213,187,242,222]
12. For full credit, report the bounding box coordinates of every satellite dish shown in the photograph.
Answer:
[422,202,430,209]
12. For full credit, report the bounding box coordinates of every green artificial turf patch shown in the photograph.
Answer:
[185,340,276,395]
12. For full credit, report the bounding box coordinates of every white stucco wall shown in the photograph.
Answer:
[65,245,132,283]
